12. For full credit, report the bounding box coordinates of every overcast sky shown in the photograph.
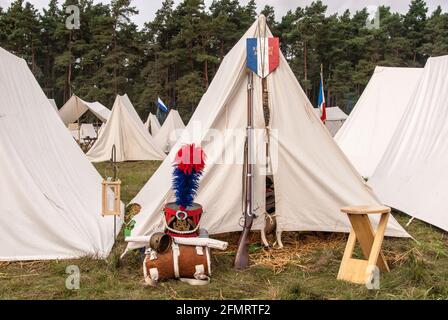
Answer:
[1,0,447,27]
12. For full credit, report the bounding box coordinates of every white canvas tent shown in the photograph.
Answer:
[87,94,166,162]
[125,16,408,252]
[335,67,423,178]
[0,47,121,261]
[369,56,448,232]
[145,112,161,136]
[314,106,348,136]
[154,109,186,152]
[48,98,58,112]
[59,95,111,125]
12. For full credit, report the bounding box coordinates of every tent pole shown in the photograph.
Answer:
[112,144,117,242]
[234,70,254,270]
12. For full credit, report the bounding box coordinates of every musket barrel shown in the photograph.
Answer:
[234,70,255,270]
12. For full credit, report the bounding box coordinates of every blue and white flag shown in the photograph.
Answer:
[156,97,168,113]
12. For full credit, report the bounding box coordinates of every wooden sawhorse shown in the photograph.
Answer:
[337,205,391,285]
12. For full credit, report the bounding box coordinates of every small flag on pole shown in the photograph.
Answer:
[246,37,279,78]
[156,97,168,113]
[317,66,326,123]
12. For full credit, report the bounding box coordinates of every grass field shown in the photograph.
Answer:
[1,161,447,300]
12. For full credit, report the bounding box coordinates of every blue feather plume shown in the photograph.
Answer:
[172,167,203,209]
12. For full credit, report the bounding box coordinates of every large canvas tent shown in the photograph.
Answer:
[59,95,111,125]
[0,47,121,261]
[87,94,166,162]
[48,98,58,112]
[125,16,408,252]
[154,109,186,152]
[145,112,161,136]
[369,56,448,232]
[314,106,348,136]
[335,67,423,178]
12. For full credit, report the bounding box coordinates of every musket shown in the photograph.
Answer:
[234,70,255,270]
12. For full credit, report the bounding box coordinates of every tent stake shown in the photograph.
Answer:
[405,217,415,227]
[111,144,117,242]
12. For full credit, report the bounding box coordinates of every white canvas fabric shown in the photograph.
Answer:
[80,123,98,141]
[68,123,97,142]
[59,95,110,125]
[145,112,161,136]
[125,16,408,252]
[154,110,186,152]
[267,54,406,236]
[369,56,448,231]
[335,67,423,178]
[0,47,122,261]
[48,98,58,112]
[87,94,166,162]
[314,107,348,136]
[70,128,80,141]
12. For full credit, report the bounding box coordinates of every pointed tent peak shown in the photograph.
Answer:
[154,109,186,153]
[168,109,183,120]
[250,14,273,38]
[59,94,110,124]
[164,109,185,127]
[115,93,130,104]
[87,93,165,162]
[112,94,145,125]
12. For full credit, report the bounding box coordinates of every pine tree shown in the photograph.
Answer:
[421,6,448,57]
[404,0,428,64]
[108,0,138,95]
[2,0,41,73]
[1,0,447,120]
[40,0,63,102]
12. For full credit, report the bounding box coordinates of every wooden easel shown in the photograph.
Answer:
[337,205,391,285]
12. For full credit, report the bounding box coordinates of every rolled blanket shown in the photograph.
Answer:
[126,235,228,251]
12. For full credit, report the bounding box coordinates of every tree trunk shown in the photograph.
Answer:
[65,31,73,101]
[31,40,36,74]
[113,26,118,95]
[204,59,208,89]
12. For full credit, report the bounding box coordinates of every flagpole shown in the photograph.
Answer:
[320,63,324,87]
[320,63,327,123]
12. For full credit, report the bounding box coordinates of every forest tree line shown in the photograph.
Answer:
[0,0,447,121]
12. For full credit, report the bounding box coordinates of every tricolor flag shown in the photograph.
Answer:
[246,37,280,78]
[317,72,326,123]
[156,97,168,113]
